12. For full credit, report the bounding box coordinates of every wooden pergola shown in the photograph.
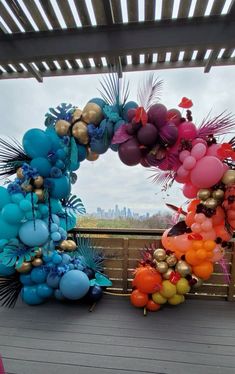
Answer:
[0,0,235,82]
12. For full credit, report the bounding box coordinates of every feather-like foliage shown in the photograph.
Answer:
[148,168,175,190]
[45,103,74,128]
[137,73,163,111]
[0,274,22,308]
[197,112,235,139]
[62,194,86,216]
[74,235,104,273]
[0,137,30,178]
[98,71,130,110]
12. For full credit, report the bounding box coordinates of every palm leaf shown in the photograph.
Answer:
[62,194,86,216]
[74,235,104,273]
[0,274,22,308]
[0,137,30,178]
[197,111,235,139]
[137,73,163,111]
[45,103,74,128]
[98,71,130,110]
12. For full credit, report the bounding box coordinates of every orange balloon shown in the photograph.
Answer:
[203,240,216,251]
[212,206,225,226]
[193,261,213,280]
[185,249,201,266]
[187,199,200,212]
[192,240,203,250]
[173,234,193,253]
[161,229,175,250]
[185,211,195,227]
[214,225,232,241]
[134,267,162,294]
[196,249,207,260]
[130,290,148,307]
[227,210,235,220]
[146,299,161,312]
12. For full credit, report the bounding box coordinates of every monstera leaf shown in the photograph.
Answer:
[90,273,112,287]
[62,194,86,217]
[45,103,75,128]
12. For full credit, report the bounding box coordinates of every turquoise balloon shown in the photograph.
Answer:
[77,145,87,162]
[23,128,52,158]
[25,193,38,204]
[47,273,61,289]
[19,199,32,212]
[38,204,49,217]
[31,267,47,284]
[20,274,34,286]
[100,119,114,138]
[0,263,15,276]
[11,193,24,204]
[21,286,44,305]
[30,157,52,177]
[90,139,109,155]
[47,176,71,199]
[46,127,62,151]
[2,203,24,224]
[88,98,106,109]
[0,217,19,239]
[59,215,76,231]
[122,101,138,121]
[0,187,11,210]
[60,270,90,300]
[19,219,49,246]
[37,283,53,298]
[50,199,63,214]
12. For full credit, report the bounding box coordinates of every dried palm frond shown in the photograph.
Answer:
[137,73,163,111]
[98,71,130,110]
[0,274,22,308]
[0,137,30,178]
[148,168,175,186]
[73,235,104,273]
[197,112,235,139]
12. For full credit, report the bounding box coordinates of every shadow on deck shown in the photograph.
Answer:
[1,296,235,374]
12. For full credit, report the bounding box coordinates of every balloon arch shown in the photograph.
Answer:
[0,73,234,311]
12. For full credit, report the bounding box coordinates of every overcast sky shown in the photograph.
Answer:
[0,66,235,215]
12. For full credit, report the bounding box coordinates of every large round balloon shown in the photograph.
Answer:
[23,129,52,158]
[147,104,167,127]
[190,156,224,188]
[1,203,24,224]
[60,270,90,300]
[21,285,44,305]
[30,157,52,177]
[47,176,71,199]
[137,123,158,146]
[19,219,49,246]
[0,217,20,240]
[118,138,141,166]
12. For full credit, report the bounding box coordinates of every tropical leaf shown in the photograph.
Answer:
[0,273,22,308]
[90,273,112,287]
[73,235,104,273]
[197,111,235,139]
[61,194,86,217]
[0,137,30,179]
[98,71,130,110]
[168,221,191,237]
[137,73,163,111]
[44,103,75,128]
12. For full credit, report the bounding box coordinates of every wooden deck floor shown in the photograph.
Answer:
[0,296,235,374]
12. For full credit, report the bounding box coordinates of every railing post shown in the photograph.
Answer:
[228,240,235,301]
[122,238,129,293]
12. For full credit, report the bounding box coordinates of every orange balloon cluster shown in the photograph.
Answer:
[185,240,216,280]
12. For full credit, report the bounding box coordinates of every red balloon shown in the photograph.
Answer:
[130,289,148,307]
[118,138,142,166]
[137,123,158,146]
[134,267,162,294]
[146,299,161,312]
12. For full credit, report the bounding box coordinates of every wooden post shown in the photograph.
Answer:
[228,240,235,301]
[122,238,129,293]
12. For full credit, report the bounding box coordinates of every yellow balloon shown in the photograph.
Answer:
[160,280,176,298]
[176,278,190,295]
[168,294,184,305]
[82,102,103,125]
[55,120,71,136]
[152,292,167,305]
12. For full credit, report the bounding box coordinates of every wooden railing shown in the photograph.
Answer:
[70,228,235,301]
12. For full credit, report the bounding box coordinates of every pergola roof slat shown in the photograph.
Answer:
[56,1,77,28]
[6,1,35,32]
[145,0,155,21]
[23,1,49,31]
[75,0,92,26]
[127,0,138,22]
[110,0,122,23]
[178,0,193,18]
[0,3,23,33]
[210,0,227,15]
[161,0,174,19]
[194,0,209,17]
[39,0,61,29]
[92,0,108,24]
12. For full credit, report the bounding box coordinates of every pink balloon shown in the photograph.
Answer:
[190,156,224,188]
[192,138,207,147]
[161,229,175,250]
[183,156,196,170]
[177,121,197,141]
[183,183,199,198]
[194,213,206,224]
[179,150,190,163]
[191,143,207,160]
[223,163,229,173]
[191,223,202,233]
[175,173,190,184]
[173,234,192,253]
[201,219,213,232]
[177,165,189,178]
[206,144,222,158]
[201,229,216,241]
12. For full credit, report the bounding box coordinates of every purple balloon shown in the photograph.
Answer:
[137,123,158,146]
[166,109,181,126]
[148,104,167,128]
[159,122,179,145]
[126,122,139,135]
[118,138,142,166]
[127,108,137,122]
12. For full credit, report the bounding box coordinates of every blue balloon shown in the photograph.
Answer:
[47,273,61,288]
[54,289,65,300]
[25,193,38,204]
[25,211,35,220]
[77,145,87,162]
[20,273,34,286]
[19,199,32,212]
[11,193,24,204]
[0,217,20,240]
[37,283,53,298]
[70,160,80,172]
[52,253,62,264]
[122,101,138,121]
[1,203,24,224]
[55,159,65,170]
[38,204,49,217]
[90,138,109,155]
[88,98,106,109]
[50,223,59,233]
[51,232,61,242]
[100,119,114,138]
[0,187,11,209]
[55,148,67,160]
[0,263,15,276]
[46,128,63,151]
[60,270,90,300]
[47,176,71,199]
[50,199,63,214]
[59,215,76,231]
[21,286,44,305]
[19,219,49,246]
[30,157,52,177]
[31,267,47,284]
[110,143,119,152]
[23,129,52,158]
[62,254,71,265]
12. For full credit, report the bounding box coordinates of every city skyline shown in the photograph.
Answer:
[90,204,151,220]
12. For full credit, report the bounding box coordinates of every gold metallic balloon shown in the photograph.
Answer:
[72,108,82,124]
[153,248,166,261]
[16,261,32,273]
[16,167,24,179]
[66,240,77,251]
[72,121,89,144]
[33,176,44,188]
[166,254,177,267]
[212,189,224,200]
[55,120,71,136]
[34,189,45,202]
[35,248,42,258]
[175,260,192,277]
[82,102,103,125]
[32,258,43,267]
[22,184,33,192]
[156,261,168,273]
[59,240,69,251]
[163,268,174,280]
[197,189,211,201]
[204,198,218,209]
[192,275,203,288]
[222,170,235,185]
[86,148,99,161]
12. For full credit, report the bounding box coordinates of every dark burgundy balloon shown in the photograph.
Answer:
[159,121,178,145]
[146,145,167,166]
[127,108,137,122]
[147,104,167,128]
[140,158,150,168]
[126,122,136,135]
[118,138,142,166]
[137,123,158,146]
[166,109,181,126]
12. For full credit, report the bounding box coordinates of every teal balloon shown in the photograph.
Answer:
[23,128,52,158]
[50,199,63,214]
[2,203,24,224]
[77,145,87,162]
[19,219,49,246]
[20,274,34,286]
[21,286,44,305]
[47,273,61,288]
[122,101,138,121]
[88,98,106,109]
[0,263,15,276]
[70,160,80,172]
[60,270,90,300]
[47,176,71,199]
[0,187,11,210]
[30,157,52,177]
[0,217,20,240]
[25,193,38,204]
[11,193,24,204]
[38,204,49,217]
[19,199,32,212]
[37,283,53,298]
[46,127,62,151]
[56,148,67,160]
[100,119,114,138]
[59,215,76,231]
[31,267,47,284]
[90,139,109,154]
